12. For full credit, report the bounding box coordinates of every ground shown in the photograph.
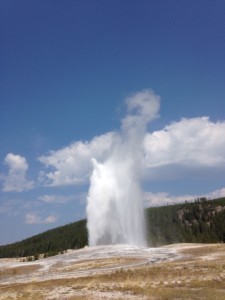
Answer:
[1,243,225,299]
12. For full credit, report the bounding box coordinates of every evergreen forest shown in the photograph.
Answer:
[1,197,225,258]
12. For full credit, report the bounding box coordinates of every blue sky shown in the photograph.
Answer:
[0,0,225,245]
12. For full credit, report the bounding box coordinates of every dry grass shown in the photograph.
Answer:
[0,264,40,279]
[51,257,141,273]
[180,243,225,258]
[1,244,225,299]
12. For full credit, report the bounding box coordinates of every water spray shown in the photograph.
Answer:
[86,90,160,246]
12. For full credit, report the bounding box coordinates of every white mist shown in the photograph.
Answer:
[86,90,160,247]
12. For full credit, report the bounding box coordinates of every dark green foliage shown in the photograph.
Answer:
[146,197,225,246]
[0,219,87,258]
[1,197,225,258]
[145,203,191,246]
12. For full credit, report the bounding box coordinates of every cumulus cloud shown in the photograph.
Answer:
[144,187,225,207]
[39,116,225,187]
[143,117,225,179]
[208,187,225,199]
[25,212,58,224]
[144,192,197,207]
[38,132,116,186]
[2,153,34,192]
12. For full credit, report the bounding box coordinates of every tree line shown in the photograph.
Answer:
[0,219,87,258]
[1,197,225,258]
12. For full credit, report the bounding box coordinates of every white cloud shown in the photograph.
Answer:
[143,117,225,179]
[144,192,198,207]
[208,187,225,199]
[121,89,160,134]
[44,215,58,223]
[38,116,225,187]
[2,153,34,192]
[25,212,58,224]
[38,132,116,186]
[144,187,225,207]
[38,194,76,204]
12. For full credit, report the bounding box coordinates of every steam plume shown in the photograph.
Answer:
[86,90,160,246]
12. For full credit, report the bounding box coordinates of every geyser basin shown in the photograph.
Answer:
[0,244,180,286]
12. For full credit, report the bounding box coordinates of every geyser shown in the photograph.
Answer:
[86,90,160,246]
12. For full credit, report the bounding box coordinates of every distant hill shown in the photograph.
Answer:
[146,197,225,246]
[0,219,87,258]
[1,197,225,258]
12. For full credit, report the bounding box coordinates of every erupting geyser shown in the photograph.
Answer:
[86,90,160,247]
